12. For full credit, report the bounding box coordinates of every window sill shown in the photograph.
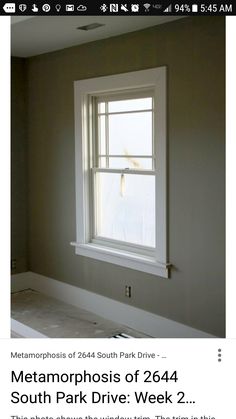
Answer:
[70,242,170,278]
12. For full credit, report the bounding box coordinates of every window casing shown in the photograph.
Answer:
[72,67,169,278]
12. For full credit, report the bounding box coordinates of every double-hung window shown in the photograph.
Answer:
[72,67,169,278]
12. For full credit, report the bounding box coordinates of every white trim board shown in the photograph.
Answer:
[73,67,168,278]
[11,271,216,338]
[11,319,47,339]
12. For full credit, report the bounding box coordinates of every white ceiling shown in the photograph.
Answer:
[11,16,184,58]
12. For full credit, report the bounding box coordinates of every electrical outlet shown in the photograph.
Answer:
[11,259,17,270]
[125,285,132,298]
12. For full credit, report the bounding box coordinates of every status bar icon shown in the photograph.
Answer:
[3,3,16,13]
[19,3,27,12]
[163,4,172,13]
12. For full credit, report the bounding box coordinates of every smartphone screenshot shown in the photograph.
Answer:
[0,2,235,418]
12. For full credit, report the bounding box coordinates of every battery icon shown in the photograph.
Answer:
[192,4,198,12]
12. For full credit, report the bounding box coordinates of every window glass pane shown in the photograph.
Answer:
[108,97,152,113]
[99,157,107,168]
[109,112,152,156]
[98,102,106,113]
[98,115,106,154]
[108,157,152,170]
[95,173,155,247]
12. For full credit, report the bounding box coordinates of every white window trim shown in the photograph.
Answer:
[71,67,170,278]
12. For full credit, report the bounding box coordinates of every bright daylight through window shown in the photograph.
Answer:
[94,92,155,249]
[72,68,169,277]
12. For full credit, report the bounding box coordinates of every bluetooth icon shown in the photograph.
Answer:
[100,3,108,12]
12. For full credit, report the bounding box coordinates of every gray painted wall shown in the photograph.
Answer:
[12,16,225,337]
[11,57,28,273]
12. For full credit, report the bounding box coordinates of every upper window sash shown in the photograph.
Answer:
[93,90,155,171]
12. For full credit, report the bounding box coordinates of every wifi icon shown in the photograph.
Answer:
[143,3,151,11]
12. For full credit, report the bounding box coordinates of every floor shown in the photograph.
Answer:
[11,289,150,338]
